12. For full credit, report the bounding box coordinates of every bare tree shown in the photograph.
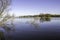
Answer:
[0,0,11,15]
[0,0,11,26]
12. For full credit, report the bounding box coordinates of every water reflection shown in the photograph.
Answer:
[0,31,5,40]
[0,18,15,40]
[25,17,51,30]
[40,17,51,22]
[0,17,52,40]
[30,17,40,30]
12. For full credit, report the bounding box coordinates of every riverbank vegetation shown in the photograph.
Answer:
[18,14,60,18]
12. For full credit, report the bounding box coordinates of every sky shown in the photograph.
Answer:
[10,0,60,16]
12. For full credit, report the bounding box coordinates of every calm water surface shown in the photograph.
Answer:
[0,17,60,40]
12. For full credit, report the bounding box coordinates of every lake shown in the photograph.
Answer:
[0,17,60,40]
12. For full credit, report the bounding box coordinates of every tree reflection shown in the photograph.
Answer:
[40,17,51,22]
[0,31,5,40]
[0,18,15,40]
[29,17,40,30]
[3,21,15,32]
[27,17,51,30]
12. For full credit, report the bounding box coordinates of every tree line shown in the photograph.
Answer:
[18,14,60,18]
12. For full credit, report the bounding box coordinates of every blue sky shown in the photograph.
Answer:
[10,0,60,16]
